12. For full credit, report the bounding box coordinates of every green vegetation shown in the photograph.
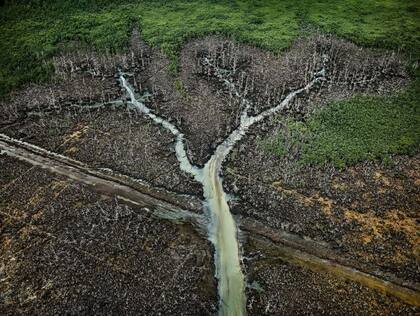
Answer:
[1,0,419,96]
[305,0,420,53]
[267,83,420,168]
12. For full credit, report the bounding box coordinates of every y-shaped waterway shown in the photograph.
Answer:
[120,69,325,315]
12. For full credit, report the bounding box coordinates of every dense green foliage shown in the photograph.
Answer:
[267,83,420,168]
[304,0,420,52]
[1,0,419,95]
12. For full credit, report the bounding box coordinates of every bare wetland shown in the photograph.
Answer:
[1,1,419,315]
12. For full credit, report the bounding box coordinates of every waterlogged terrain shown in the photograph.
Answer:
[1,29,419,315]
[0,156,217,315]
[121,74,247,314]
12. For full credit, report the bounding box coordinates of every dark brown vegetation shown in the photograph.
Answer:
[1,33,408,166]
[224,142,419,282]
[244,238,418,315]
[0,155,217,315]
[0,31,418,314]
[0,31,202,195]
[192,34,406,114]
[2,108,202,195]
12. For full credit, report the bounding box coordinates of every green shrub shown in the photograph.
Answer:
[269,84,420,167]
[2,0,419,96]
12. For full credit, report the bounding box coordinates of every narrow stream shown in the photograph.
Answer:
[201,157,246,315]
[120,69,325,315]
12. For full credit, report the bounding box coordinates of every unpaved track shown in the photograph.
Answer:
[244,228,420,307]
[1,134,419,308]
[0,133,204,228]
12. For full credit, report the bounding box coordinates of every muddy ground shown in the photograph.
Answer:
[244,238,418,315]
[1,107,202,195]
[224,133,419,283]
[1,156,418,315]
[0,39,202,196]
[0,31,418,314]
[0,155,217,315]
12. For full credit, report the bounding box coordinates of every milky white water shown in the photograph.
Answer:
[120,69,325,315]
